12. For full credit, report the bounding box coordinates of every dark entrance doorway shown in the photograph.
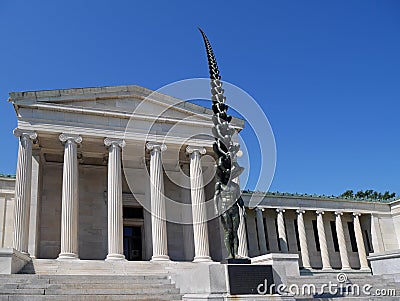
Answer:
[123,226,142,261]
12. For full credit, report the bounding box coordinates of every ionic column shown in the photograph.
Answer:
[334,212,351,270]
[237,205,249,258]
[255,208,268,255]
[276,209,288,253]
[146,142,169,261]
[186,146,211,262]
[316,210,331,270]
[13,129,37,254]
[353,213,369,270]
[58,134,82,260]
[296,210,311,269]
[105,138,126,261]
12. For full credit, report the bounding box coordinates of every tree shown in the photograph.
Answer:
[341,189,396,200]
[340,190,354,198]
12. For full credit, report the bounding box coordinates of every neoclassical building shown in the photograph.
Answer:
[1,84,400,275]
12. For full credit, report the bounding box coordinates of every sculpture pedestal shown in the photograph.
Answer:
[227,264,274,295]
[169,261,294,300]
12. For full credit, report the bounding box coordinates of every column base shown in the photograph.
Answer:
[341,266,352,271]
[151,255,170,262]
[20,251,30,257]
[57,253,79,260]
[360,267,371,271]
[322,266,333,271]
[193,256,213,263]
[105,254,126,261]
[302,266,312,270]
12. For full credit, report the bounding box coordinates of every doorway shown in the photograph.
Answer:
[123,226,143,261]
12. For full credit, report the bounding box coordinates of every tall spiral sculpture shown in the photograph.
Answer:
[199,28,245,259]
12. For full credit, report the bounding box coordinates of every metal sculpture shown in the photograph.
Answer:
[199,28,245,259]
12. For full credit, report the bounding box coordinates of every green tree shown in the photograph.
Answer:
[340,190,354,198]
[341,189,396,200]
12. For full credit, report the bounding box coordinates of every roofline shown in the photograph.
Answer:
[241,191,396,205]
[8,84,245,129]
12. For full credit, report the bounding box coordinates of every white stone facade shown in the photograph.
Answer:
[1,84,399,272]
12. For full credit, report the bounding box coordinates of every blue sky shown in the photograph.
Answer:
[0,1,399,196]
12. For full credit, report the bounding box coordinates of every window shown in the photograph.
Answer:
[347,222,358,252]
[312,220,320,251]
[294,219,301,251]
[330,221,339,252]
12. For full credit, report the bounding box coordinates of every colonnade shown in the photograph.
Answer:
[253,207,370,270]
[12,130,248,262]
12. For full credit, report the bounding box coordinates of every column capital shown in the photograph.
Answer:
[316,210,325,215]
[255,207,264,212]
[13,128,37,141]
[186,145,206,156]
[59,133,82,145]
[104,138,126,149]
[296,209,306,215]
[334,211,344,216]
[353,212,362,217]
[276,208,285,213]
[146,142,167,153]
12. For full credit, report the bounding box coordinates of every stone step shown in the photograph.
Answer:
[294,274,375,280]
[0,295,183,301]
[0,274,170,280]
[44,288,180,295]
[0,289,45,295]
[3,283,177,290]
[288,275,389,282]
[19,259,172,275]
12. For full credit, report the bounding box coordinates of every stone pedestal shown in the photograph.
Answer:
[368,249,400,276]
[0,248,31,274]
[251,253,300,286]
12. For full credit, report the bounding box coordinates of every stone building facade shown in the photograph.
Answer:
[1,85,400,273]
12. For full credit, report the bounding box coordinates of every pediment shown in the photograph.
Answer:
[10,85,216,123]
[9,84,244,129]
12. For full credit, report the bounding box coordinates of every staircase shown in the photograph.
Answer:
[285,271,400,300]
[0,259,183,301]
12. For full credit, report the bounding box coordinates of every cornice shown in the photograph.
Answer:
[9,84,245,129]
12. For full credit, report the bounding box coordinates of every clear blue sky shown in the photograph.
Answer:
[0,0,399,196]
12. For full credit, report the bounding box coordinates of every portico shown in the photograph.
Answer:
[7,85,245,263]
